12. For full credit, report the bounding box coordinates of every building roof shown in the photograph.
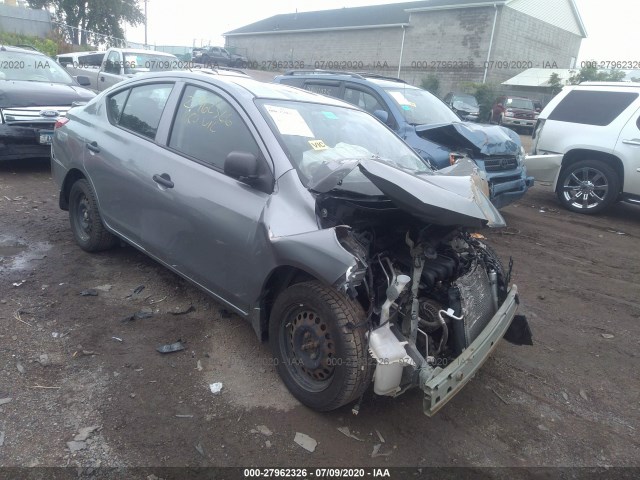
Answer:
[225,0,508,36]
[502,68,576,87]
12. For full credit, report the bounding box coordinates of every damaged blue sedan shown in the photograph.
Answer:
[51,71,531,415]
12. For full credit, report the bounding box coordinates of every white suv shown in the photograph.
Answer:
[527,82,640,214]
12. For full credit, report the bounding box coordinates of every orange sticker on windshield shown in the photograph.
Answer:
[308,140,328,150]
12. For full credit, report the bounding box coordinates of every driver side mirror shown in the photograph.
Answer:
[373,109,389,124]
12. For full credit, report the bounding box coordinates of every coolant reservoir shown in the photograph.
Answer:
[368,325,416,396]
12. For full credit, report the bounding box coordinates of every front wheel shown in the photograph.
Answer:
[269,281,373,411]
[556,159,619,214]
[69,179,117,252]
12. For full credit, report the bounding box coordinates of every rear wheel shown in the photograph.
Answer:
[69,179,117,252]
[269,281,373,411]
[556,159,619,214]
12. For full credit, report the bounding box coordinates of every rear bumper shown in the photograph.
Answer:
[421,285,520,416]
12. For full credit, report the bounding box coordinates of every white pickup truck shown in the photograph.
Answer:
[63,48,180,92]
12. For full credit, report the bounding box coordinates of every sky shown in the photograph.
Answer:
[127,0,634,63]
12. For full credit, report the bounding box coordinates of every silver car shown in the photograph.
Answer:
[51,71,531,415]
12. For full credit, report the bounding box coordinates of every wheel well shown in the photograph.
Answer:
[559,150,624,194]
[59,169,86,210]
[258,266,317,342]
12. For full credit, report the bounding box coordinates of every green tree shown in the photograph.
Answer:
[461,82,496,121]
[568,62,627,84]
[28,0,145,46]
[548,72,563,96]
[420,75,440,96]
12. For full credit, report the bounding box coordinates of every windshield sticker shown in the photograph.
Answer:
[308,140,328,150]
[265,105,314,137]
[321,111,338,120]
[389,91,413,106]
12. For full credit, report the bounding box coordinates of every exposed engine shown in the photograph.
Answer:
[318,192,512,397]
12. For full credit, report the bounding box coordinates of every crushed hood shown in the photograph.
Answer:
[309,158,505,229]
[415,122,520,157]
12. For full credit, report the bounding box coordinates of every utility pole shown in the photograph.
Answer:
[144,0,148,47]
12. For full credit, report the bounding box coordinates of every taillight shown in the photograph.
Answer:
[55,117,70,129]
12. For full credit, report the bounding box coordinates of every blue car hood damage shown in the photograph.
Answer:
[414,122,520,157]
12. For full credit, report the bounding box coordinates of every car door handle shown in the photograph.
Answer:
[86,141,100,153]
[622,138,640,146]
[152,173,174,189]
[100,76,105,82]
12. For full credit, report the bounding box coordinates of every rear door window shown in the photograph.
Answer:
[303,81,341,98]
[117,83,173,139]
[549,90,639,126]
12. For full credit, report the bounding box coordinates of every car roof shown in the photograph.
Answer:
[278,70,413,89]
[114,70,357,107]
[575,82,640,89]
[0,45,48,56]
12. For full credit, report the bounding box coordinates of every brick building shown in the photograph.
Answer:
[224,0,586,94]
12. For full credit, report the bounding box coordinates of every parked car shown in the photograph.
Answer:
[489,95,538,133]
[0,45,95,162]
[274,71,533,209]
[56,51,103,69]
[192,46,246,68]
[443,92,480,122]
[51,70,530,415]
[65,48,179,93]
[526,82,640,214]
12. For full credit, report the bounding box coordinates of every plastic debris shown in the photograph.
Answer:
[196,360,203,371]
[133,285,145,295]
[80,289,98,297]
[12,280,25,287]
[74,426,100,442]
[195,443,205,456]
[169,305,195,315]
[112,336,123,342]
[157,341,185,354]
[95,284,113,292]
[294,432,317,453]
[265,440,272,448]
[16,362,25,374]
[579,389,589,401]
[601,333,614,339]
[561,392,569,401]
[371,444,393,458]
[337,426,364,442]
[256,425,273,436]
[67,441,86,452]
[375,429,385,443]
[134,308,153,320]
[38,354,50,366]
[209,382,223,394]
[0,398,12,406]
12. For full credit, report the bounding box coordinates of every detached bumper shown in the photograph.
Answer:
[421,285,520,416]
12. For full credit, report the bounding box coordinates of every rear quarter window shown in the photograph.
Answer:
[549,90,639,126]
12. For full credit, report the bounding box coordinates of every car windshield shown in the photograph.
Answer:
[122,53,177,74]
[506,98,534,110]
[0,51,75,85]
[384,86,460,125]
[258,99,432,189]
[453,94,478,107]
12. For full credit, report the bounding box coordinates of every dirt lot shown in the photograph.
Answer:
[1,138,639,476]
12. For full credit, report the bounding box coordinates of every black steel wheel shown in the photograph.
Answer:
[269,281,373,411]
[69,179,117,252]
[556,159,619,214]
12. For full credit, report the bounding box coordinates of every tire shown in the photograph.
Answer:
[556,159,620,214]
[269,281,373,411]
[69,179,117,252]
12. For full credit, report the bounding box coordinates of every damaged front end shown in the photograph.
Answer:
[315,160,532,416]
